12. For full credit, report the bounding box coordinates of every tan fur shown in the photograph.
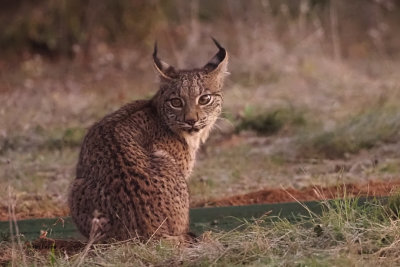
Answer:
[68,40,228,242]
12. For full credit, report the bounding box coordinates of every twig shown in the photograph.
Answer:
[76,216,106,267]
[280,185,319,218]
[329,1,342,61]
[145,217,167,245]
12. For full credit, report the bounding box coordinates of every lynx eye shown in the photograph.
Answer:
[170,98,183,108]
[198,94,212,105]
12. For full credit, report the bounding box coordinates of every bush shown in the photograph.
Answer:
[297,106,400,158]
[236,106,306,135]
[0,0,162,56]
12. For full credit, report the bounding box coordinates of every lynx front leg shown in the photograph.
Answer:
[87,210,110,243]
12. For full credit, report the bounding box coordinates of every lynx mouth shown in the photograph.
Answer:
[186,128,200,134]
[183,126,204,134]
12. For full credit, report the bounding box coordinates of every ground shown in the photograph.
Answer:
[1,49,400,220]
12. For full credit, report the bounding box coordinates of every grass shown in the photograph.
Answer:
[2,194,400,266]
[190,144,289,203]
[0,127,85,155]
[296,106,400,158]
[235,106,306,135]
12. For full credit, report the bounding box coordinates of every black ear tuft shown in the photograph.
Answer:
[211,37,224,51]
[152,42,176,80]
[153,42,158,59]
[153,41,162,72]
[203,38,228,73]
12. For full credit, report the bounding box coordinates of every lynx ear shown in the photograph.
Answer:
[203,38,228,75]
[153,42,177,80]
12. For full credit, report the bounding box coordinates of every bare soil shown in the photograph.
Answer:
[194,180,400,207]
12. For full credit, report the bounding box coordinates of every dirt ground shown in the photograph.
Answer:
[195,180,400,207]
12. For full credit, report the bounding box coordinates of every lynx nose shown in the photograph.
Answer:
[185,119,197,126]
[184,111,198,126]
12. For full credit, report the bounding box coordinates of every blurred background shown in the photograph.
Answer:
[1,0,400,217]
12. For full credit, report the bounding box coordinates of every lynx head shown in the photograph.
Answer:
[152,39,228,139]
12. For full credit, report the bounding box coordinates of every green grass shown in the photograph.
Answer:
[296,106,400,158]
[1,126,86,155]
[0,146,78,206]
[3,195,400,266]
[377,160,400,174]
[235,106,307,135]
[189,144,289,203]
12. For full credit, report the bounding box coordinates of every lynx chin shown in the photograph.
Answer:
[68,39,228,242]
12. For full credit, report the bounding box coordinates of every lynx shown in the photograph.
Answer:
[68,39,228,242]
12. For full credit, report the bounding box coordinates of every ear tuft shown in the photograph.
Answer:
[153,42,176,80]
[203,38,228,74]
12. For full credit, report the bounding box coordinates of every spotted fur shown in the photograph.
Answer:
[68,40,228,242]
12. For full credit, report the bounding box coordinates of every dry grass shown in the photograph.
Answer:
[2,195,400,266]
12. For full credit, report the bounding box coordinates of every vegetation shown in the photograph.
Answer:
[296,106,400,158]
[2,194,400,266]
[235,106,306,135]
[2,1,400,58]
[0,0,162,56]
